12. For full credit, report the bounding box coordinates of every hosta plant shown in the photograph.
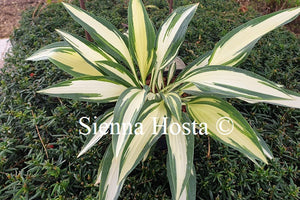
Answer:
[27,1,300,199]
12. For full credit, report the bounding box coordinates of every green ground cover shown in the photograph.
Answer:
[0,0,299,199]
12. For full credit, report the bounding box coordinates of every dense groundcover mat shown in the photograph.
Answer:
[0,0,299,199]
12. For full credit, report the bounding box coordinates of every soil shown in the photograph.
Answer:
[237,0,300,35]
[0,0,42,39]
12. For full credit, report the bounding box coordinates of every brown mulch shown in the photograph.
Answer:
[237,0,300,35]
[0,0,42,38]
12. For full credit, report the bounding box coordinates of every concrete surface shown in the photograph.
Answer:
[0,38,11,69]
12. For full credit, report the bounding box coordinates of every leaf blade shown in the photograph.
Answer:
[119,101,169,180]
[96,145,125,200]
[166,115,194,200]
[183,66,293,101]
[128,0,156,83]
[62,3,136,77]
[187,96,271,164]
[112,87,148,157]
[162,92,182,121]
[155,4,198,70]
[57,30,137,86]
[77,109,114,157]
[209,7,300,66]
[26,42,102,77]
[38,77,127,102]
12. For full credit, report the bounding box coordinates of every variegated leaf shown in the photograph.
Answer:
[26,42,102,77]
[240,89,300,108]
[183,66,293,100]
[209,7,300,66]
[38,77,127,102]
[77,109,114,157]
[166,61,177,85]
[166,115,194,200]
[155,4,198,70]
[97,101,168,200]
[112,87,148,157]
[187,96,271,164]
[181,84,300,109]
[96,60,139,87]
[177,51,211,80]
[176,165,196,200]
[62,3,137,78]
[57,30,137,86]
[119,101,169,180]
[142,148,151,162]
[96,145,125,200]
[128,0,156,83]
[162,92,182,121]
[56,29,113,65]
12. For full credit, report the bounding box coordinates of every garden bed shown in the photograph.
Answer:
[0,0,299,199]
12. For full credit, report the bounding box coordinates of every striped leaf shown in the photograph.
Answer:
[155,4,198,70]
[240,89,300,109]
[112,87,148,157]
[209,7,300,66]
[166,61,177,85]
[118,101,169,181]
[57,30,137,86]
[56,29,113,65]
[162,92,182,121]
[96,101,168,200]
[183,66,293,100]
[77,108,114,157]
[182,165,196,200]
[187,96,271,164]
[181,83,300,109]
[177,51,211,80]
[151,4,198,91]
[38,77,127,102]
[26,42,102,77]
[166,115,194,200]
[95,60,139,87]
[62,3,137,78]
[172,165,196,200]
[96,145,125,200]
[128,0,156,83]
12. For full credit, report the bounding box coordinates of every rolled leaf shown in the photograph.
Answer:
[162,92,182,121]
[177,51,211,80]
[98,101,168,199]
[78,108,114,157]
[155,3,198,70]
[165,57,186,86]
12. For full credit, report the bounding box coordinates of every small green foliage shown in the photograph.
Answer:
[0,0,299,199]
